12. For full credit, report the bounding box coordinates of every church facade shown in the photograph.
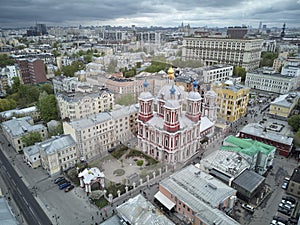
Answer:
[137,68,216,164]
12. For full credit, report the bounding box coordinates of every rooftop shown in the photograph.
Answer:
[232,169,265,193]
[240,123,293,146]
[78,167,104,184]
[116,194,175,225]
[161,165,236,208]
[39,135,76,154]
[2,116,46,137]
[290,167,300,183]
[0,197,18,225]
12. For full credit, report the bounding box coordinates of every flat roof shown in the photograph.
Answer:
[154,191,176,210]
[232,169,265,193]
[0,197,18,225]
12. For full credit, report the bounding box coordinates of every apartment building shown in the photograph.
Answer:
[63,105,138,160]
[182,37,262,71]
[287,167,300,198]
[23,135,78,176]
[15,58,47,84]
[245,67,298,94]
[52,76,78,94]
[56,86,114,121]
[212,81,250,123]
[269,93,299,120]
[201,65,233,83]
[1,116,48,152]
[155,165,239,225]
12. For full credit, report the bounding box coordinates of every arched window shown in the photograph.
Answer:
[165,138,168,147]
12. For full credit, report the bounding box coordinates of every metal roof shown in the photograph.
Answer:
[240,123,293,146]
[116,194,175,225]
[40,135,76,154]
[232,169,265,193]
[161,165,236,208]
[0,198,18,225]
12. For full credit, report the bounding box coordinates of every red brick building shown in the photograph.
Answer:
[16,58,47,84]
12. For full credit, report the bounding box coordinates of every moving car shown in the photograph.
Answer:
[64,185,74,192]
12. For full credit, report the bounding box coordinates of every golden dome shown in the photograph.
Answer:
[167,67,174,80]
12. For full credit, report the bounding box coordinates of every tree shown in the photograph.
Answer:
[288,115,300,132]
[37,93,59,122]
[106,59,118,73]
[21,132,42,147]
[233,66,246,81]
[136,160,144,167]
[260,51,278,67]
[62,61,85,77]
[7,77,21,95]
[17,85,40,107]
[48,122,63,137]
[0,54,15,67]
[0,99,17,112]
[116,93,136,106]
[293,130,300,147]
[39,84,54,95]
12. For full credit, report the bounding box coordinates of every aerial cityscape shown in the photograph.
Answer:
[0,1,300,225]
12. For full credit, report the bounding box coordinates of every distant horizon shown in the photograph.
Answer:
[1,0,299,29]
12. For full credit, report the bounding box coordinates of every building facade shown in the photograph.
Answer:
[137,72,215,164]
[56,87,114,121]
[155,165,239,225]
[245,67,298,94]
[212,81,250,123]
[63,105,138,160]
[1,116,48,152]
[239,123,293,157]
[202,65,233,84]
[269,93,299,120]
[15,58,47,85]
[182,37,262,71]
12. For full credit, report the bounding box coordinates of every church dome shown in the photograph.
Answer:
[157,84,186,101]
[187,91,201,100]
[167,67,175,80]
[139,92,153,99]
[205,90,217,98]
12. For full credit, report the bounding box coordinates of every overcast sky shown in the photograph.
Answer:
[1,0,300,28]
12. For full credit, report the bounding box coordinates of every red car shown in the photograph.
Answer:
[64,185,75,192]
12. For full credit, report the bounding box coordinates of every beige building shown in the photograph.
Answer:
[63,105,138,160]
[182,37,262,71]
[56,87,114,121]
[23,135,78,176]
[269,93,299,120]
[1,116,48,152]
[287,167,300,198]
[212,81,250,123]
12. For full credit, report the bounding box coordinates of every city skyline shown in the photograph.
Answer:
[1,0,300,28]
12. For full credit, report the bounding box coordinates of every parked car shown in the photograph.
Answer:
[282,196,296,204]
[59,182,71,190]
[57,179,68,186]
[274,216,288,224]
[281,181,288,190]
[64,185,74,192]
[278,207,291,216]
[54,177,65,184]
[241,203,254,213]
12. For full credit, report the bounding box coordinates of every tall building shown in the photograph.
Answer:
[182,37,263,71]
[212,81,250,123]
[227,26,248,39]
[137,68,215,164]
[16,58,47,84]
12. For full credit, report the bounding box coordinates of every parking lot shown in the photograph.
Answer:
[0,133,100,225]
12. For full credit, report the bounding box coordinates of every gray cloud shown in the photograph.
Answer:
[0,0,299,28]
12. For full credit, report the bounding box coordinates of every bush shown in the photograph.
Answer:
[91,196,108,209]
[126,149,158,166]
[111,144,128,159]
[136,160,144,167]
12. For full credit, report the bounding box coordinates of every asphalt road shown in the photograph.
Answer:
[0,147,52,225]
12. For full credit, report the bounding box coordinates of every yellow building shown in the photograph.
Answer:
[212,81,250,122]
[269,93,299,119]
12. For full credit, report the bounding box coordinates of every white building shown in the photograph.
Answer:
[78,167,105,194]
[182,37,263,71]
[245,67,298,94]
[63,105,138,160]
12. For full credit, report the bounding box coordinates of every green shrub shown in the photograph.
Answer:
[136,160,144,167]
